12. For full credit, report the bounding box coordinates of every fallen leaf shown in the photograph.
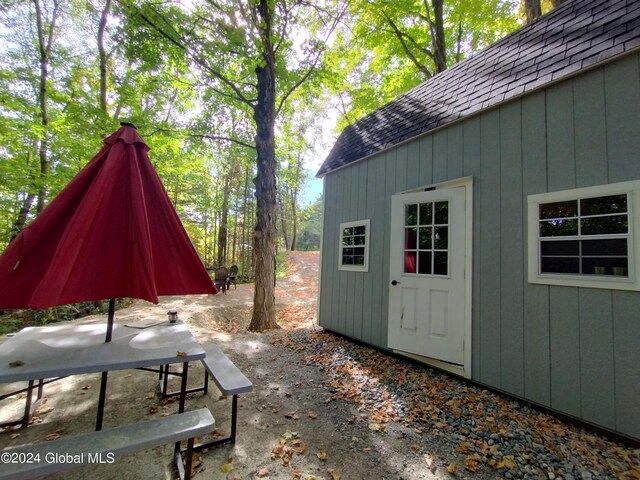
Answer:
[503,455,516,469]
[410,444,420,452]
[81,385,91,390]
[272,408,280,414]
[447,462,457,474]
[9,360,24,367]
[328,468,341,480]
[368,423,385,432]
[285,412,300,420]
[316,451,327,461]
[257,467,269,477]
[10,433,20,439]
[190,452,202,470]
[424,454,437,473]
[149,404,158,414]
[307,411,318,419]
[220,463,234,473]
[176,351,187,357]
[465,454,481,472]
[145,392,155,399]
[45,431,63,441]
[285,392,292,397]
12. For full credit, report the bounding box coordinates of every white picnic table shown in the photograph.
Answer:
[0,320,205,430]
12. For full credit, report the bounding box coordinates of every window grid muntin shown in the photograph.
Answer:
[404,201,449,275]
[339,220,370,271]
[539,194,630,277]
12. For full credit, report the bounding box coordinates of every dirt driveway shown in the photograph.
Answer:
[0,251,638,480]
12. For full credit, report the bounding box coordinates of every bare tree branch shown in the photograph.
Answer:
[190,133,257,151]
[380,9,432,78]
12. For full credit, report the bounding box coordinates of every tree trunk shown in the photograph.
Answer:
[241,165,249,277]
[278,192,290,251]
[290,153,302,251]
[217,172,231,266]
[232,195,238,264]
[10,193,36,242]
[34,0,59,214]
[551,0,569,7]
[431,0,447,74]
[290,190,298,251]
[524,0,542,23]
[98,0,111,112]
[248,0,279,332]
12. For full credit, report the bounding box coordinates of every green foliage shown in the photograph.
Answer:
[0,0,530,295]
[297,196,323,251]
[327,0,522,129]
[0,299,134,335]
[275,250,289,279]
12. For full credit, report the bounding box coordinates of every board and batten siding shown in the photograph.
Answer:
[318,52,640,440]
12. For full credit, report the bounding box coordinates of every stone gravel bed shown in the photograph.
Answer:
[274,330,640,480]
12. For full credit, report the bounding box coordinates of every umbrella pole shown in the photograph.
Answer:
[105,298,115,342]
[98,298,116,430]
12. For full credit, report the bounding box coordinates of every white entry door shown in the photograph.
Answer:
[388,187,466,365]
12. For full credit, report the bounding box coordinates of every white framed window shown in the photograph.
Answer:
[339,219,370,272]
[528,180,640,291]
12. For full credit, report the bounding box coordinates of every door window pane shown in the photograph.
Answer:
[406,204,417,226]
[434,252,448,275]
[405,228,417,249]
[418,252,432,274]
[404,200,449,276]
[405,251,417,274]
[419,227,432,249]
[434,227,448,249]
[434,201,448,224]
[419,203,432,225]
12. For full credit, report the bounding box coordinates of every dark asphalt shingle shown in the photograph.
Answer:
[317,0,640,177]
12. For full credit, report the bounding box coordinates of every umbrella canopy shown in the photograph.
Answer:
[0,124,217,310]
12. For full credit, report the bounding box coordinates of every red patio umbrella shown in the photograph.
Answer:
[0,123,217,338]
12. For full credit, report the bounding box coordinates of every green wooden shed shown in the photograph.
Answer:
[316,0,640,440]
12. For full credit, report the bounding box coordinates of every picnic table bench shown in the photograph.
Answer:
[0,408,214,480]
[159,344,252,450]
[196,344,253,449]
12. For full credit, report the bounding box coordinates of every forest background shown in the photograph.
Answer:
[0,0,563,330]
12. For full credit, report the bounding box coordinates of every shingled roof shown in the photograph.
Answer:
[317,0,640,177]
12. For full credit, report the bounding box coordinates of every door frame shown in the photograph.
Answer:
[389,176,474,379]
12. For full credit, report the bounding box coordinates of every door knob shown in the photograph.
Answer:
[391,280,400,286]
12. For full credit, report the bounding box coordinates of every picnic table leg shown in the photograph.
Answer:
[162,364,170,397]
[96,371,108,431]
[175,436,196,480]
[178,361,189,413]
[21,380,35,429]
[230,394,238,443]
[174,361,190,456]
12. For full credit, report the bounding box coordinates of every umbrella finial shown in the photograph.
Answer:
[120,122,137,130]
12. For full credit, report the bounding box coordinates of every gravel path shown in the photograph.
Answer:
[0,251,638,479]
